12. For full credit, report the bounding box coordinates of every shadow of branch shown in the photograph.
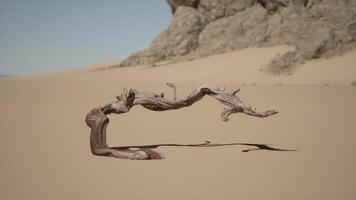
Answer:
[110,141,298,153]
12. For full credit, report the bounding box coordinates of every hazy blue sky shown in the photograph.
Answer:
[0,0,171,75]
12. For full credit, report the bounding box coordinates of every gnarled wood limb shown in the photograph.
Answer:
[85,83,278,160]
[166,82,177,100]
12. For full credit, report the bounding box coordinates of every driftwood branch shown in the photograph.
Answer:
[85,83,279,160]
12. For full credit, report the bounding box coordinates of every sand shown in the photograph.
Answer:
[0,45,355,200]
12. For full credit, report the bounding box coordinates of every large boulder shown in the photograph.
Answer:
[120,0,356,74]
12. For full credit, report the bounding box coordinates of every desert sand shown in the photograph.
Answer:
[0,45,355,200]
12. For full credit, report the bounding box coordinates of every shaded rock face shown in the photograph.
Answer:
[167,0,200,14]
[119,7,203,66]
[120,0,356,74]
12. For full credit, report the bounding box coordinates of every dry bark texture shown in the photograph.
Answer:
[119,0,356,74]
[85,84,278,160]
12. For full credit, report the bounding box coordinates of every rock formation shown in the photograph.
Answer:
[119,0,356,74]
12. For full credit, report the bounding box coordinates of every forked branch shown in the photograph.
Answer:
[85,83,279,160]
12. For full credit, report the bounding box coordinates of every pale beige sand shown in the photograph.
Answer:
[0,46,355,200]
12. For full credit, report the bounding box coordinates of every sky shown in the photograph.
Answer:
[0,0,171,75]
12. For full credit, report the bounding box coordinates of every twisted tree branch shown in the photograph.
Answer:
[85,83,278,160]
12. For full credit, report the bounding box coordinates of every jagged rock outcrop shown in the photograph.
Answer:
[119,0,356,74]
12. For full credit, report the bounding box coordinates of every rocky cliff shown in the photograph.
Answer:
[119,0,356,74]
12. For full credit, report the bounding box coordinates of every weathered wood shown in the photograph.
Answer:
[85,83,278,160]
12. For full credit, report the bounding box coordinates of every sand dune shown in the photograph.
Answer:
[0,46,355,200]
